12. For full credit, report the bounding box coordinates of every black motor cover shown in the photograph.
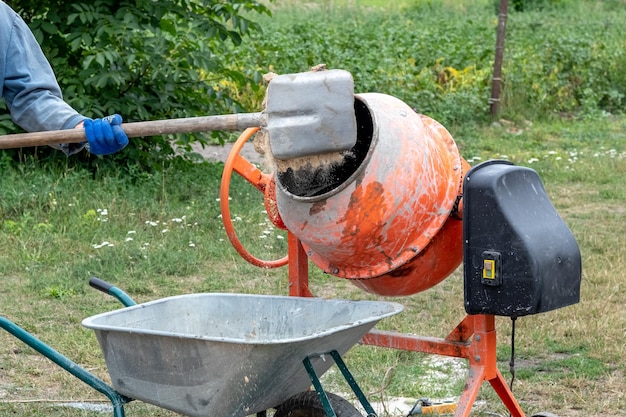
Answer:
[463,160,581,317]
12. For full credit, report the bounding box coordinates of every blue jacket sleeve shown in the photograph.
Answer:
[0,2,86,132]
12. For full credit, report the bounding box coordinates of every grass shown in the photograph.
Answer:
[2,0,626,416]
[1,113,624,417]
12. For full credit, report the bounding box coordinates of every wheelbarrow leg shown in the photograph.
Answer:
[303,350,377,417]
[328,350,377,417]
[303,356,338,417]
[0,316,132,417]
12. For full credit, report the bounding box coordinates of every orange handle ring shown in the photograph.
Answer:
[220,127,288,269]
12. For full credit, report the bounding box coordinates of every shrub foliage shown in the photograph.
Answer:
[1,1,624,168]
[2,0,271,167]
[235,2,625,127]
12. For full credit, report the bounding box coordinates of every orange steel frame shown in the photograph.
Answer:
[223,130,526,416]
[285,231,526,417]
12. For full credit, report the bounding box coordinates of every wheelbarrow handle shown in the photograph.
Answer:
[89,277,137,307]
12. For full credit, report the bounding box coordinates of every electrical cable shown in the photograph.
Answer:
[509,316,517,391]
[508,316,518,417]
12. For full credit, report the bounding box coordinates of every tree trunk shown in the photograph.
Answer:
[490,0,509,117]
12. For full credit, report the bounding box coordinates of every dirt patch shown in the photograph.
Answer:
[191,141,265,165]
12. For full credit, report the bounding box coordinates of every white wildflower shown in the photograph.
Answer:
[92,241,114,249]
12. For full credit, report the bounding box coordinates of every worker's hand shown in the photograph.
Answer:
[84,114,129,155]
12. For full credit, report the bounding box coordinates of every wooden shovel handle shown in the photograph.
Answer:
[0,112,262,150]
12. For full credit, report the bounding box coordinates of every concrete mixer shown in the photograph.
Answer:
[220,70,582,417]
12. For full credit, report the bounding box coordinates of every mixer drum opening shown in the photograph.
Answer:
[276,98,374,198]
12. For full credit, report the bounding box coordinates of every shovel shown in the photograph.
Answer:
[0,69,357,159]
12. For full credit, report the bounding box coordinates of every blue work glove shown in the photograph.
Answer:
[84,114,129,155]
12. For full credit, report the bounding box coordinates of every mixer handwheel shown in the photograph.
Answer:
[220,127,288,269]
[274,391,362,417]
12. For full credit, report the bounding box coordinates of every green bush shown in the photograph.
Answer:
[2,0,271,168]
[502,9,626,119]
[234,1,625,126]
[3,0,623,169]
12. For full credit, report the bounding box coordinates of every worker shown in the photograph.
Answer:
[0,0,128,155]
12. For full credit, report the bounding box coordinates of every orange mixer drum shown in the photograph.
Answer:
[274,93,468,296]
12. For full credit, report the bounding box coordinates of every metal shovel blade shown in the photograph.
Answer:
[264,69,357,159]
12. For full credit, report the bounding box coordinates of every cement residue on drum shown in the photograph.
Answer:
[275,152,354,197]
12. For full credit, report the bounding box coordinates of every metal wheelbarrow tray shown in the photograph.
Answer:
[82,293,403,417]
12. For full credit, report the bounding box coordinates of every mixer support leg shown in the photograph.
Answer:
[455,363,485,417]
[490,371,525,417]
[287,233,313,297]
[456,315,525,417]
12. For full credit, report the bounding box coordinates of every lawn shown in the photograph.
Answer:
[1,113,624,416]
[1,1,625,416]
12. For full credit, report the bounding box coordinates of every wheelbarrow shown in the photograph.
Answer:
[0,277,403,417]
